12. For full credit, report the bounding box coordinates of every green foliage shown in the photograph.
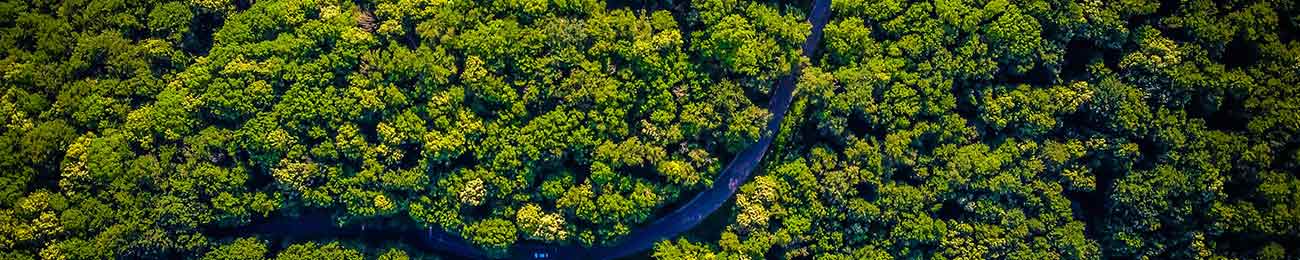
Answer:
[202,238,268,260]
[653,238,719,260]
[984,3,1044,74]
[693,0,808,91]
[464,218,517,257]
[515,204,567,241]
[274,242,363,260]
[664,0,1300,259]
[1,0,1297,259]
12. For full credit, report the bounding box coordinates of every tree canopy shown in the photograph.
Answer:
[1,0,1298,259]
[656,0,1300,259]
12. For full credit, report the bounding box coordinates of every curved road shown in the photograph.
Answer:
[215,0,831,259]
[581,0,831,258]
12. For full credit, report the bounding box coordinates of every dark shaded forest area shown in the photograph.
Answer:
[1,0,1297,259]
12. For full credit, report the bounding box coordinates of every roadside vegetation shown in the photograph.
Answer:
[1,0,1297,259]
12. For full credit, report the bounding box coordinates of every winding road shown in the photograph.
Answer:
[216,0,831,258]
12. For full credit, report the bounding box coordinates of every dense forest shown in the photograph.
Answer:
[0,0,1297,259]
